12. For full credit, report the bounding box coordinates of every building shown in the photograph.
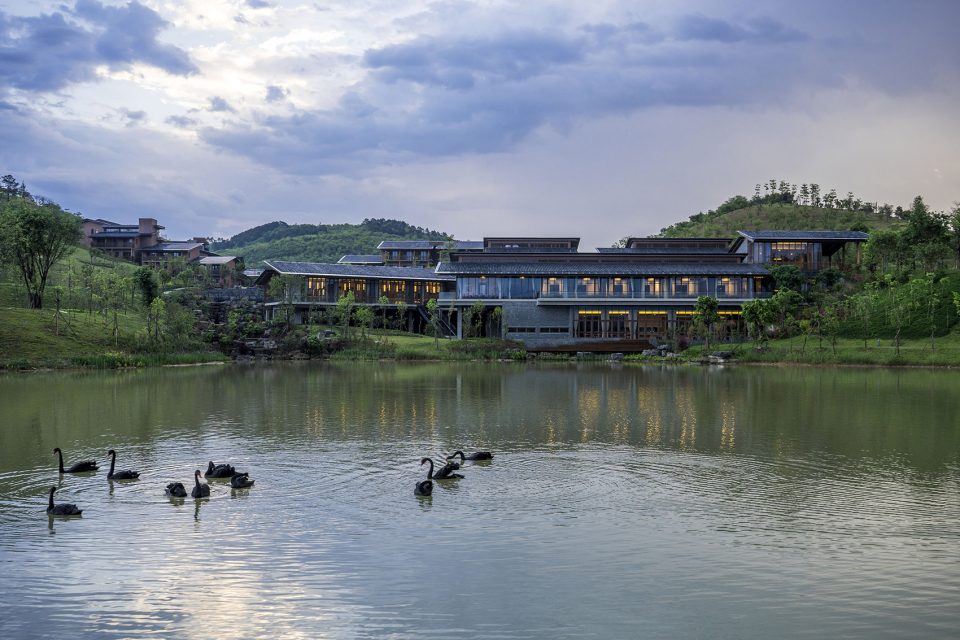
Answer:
[256,230,868,351]
[139,241,206,269]
[256,261,456,334]
[197,256,244,287]
[377,240,483,266]
[88,218,165,261]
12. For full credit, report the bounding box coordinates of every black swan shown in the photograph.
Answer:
[414,479,433,496]
[447,450,493,462]
[205,461,236,478]
[53,447,98,473]
[46,486,82,516]
[106,449,140,480]
[421,457,464,480]
[191,470,210,498]
[165,482,188,497]
[230,472,255,489]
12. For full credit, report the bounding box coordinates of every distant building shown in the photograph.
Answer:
[197,256,243,287]
[376,240,483,266]
[88,218,165,261]
[138,242,206,269]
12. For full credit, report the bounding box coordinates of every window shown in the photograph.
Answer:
[542,277,564,297]
[576,310,602,338]
[607,277,631,297]
[673,277,697,296]
[339,278,367,302]
[380,280,406,302]
[539,327,569,334]
[575,277,599,297]
[643,278,662,297]
[508,327,537,333]
[306,277,326,300]
[607,311,630,338]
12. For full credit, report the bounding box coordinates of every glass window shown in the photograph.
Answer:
[643,278,662,297]
[575,277,599,297]
[338,278,367,302]
[607,311,630,338]
[607,277,631,297]
[576,310,602,338]
[306,277,326,300]
[541,277,564,297]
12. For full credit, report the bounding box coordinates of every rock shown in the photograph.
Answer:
[710,351,734,360]
[641,349,659,357]
[576,352,590,358]
[609,353,624,361]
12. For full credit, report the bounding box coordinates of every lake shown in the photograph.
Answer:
[1,362,958,639]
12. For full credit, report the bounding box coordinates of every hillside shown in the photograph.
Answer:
[658,201,904,238]
[211,218,450,265]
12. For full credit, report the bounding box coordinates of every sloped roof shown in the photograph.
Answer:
[737,230,869,241]
[262,260,455,281]
[198,256,238,265]
[377,240,482,250]
[337,254,383,264]
[142,242,204,252]
[436,262,768,276]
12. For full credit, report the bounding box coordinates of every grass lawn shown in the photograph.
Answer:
[689,331,960,367]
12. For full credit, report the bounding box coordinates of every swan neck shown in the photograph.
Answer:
[48,487,55,509]
[56,449,64,473]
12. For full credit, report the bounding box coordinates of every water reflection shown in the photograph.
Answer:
[0,362,959,638]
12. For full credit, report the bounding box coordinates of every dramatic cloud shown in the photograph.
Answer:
[0,0,957,248]
[0,1,195,93]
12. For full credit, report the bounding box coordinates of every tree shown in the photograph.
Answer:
[377,294,390,331]
[426,297,440,348]
[148,296,167,343]
[693,295,720,351]
[0,198,80,309]
[741,298,777,348]
[767,264,805,292]
[134,267,158,307]
[395,300,409,331]
[268,274,298,328]
[335,291,356,341]
[354,305,375,340]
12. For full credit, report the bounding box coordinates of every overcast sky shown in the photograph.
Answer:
[1,0,958,249]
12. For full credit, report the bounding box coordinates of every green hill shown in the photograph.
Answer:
[658,201,904,238]
[211,218,451,265]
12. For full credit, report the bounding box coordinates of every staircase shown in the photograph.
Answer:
[416,304,457,337]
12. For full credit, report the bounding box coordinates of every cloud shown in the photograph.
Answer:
[118,107,146,126]
[0,1,196,94]
[165,114,197,128]
[200,16,824,173]
[246,0,272,8]
[208,96,235,112]
[265,85,288,103]
[674,15,807,43]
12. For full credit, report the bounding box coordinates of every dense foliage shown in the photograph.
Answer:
[658,179,905,238]
[211,218,451,264]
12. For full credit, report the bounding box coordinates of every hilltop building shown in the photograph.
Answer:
[257,230,867,351]
[84,217,241,275]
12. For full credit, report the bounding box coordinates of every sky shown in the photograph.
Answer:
[1,0,958,250]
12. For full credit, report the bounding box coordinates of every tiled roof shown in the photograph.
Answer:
[337,254,383,264]
[91,231,139,238]
[198,256,238,265]
[737,230,870,241]
[436,262,769,276]
[595,247,731,255]
[377,240,482,250]
[142,242,204,252]
[263,260,455,281]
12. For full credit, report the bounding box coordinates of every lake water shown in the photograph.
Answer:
[0,362,958,639]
